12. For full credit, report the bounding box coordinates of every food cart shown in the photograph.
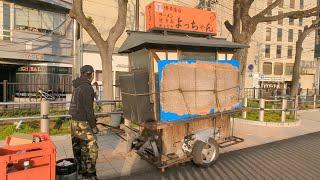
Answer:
[118,1,248,171]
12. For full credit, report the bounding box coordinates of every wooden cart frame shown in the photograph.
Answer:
[118,31,247,171]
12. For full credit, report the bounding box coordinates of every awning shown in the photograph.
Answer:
[118,31,249,53]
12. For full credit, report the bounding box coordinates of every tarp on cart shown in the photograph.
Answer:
[158,59,241,122]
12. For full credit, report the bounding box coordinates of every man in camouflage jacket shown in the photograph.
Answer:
[69,65,99,179]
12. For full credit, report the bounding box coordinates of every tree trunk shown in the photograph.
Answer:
[100,47,114,111]
[290,40,303,96]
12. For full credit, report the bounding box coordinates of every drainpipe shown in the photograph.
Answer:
[135,0,139,31]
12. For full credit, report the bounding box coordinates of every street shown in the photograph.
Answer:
[114,131,320,180]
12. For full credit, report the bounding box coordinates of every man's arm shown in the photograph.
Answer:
[80,85,96,129]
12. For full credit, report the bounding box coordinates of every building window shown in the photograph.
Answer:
[290,0,295,8]
[274,63,283,75]
[14,5,66,36]
[263,62,272,75]
[289,17,294,25]
[285,63,294,75]
[299,18,303,26]
[288,46,293,59]
[265,45,271,58]
[288,29,294,42]
[278,11,283,25]
[277,28,282,41]
[266,28,271,41]
[300,0,304,9]
[276,45,282,58]
[2,3,11,40]
[298,30,302,38]
[95,70,103,81]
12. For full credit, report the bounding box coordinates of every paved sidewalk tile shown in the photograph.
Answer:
[1,111,320,179]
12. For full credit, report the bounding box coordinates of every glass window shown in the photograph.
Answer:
[288,29,293,42]
[3,3,11,40]
[278,11,283,25]
[15,5,29,29]
[265,45,271,58]
[288,46,293,59]
[263,62,272,75]
[298,30,302,38]
[290,0,295,8]
[266,28,271,41]
[274,63,283,75]
[53,13,66,35]
[28,9,41,29]
[277,28,282,41]
[289,17,294,25]
[285,63,294,75]
[276,45,282,58]
[41,11,54,31]
[300,0,304,9]
[14,5,66,36]
[299,18,303,26]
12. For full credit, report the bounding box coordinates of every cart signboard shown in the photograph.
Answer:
[146,1,217,35]
[158,60,241,122]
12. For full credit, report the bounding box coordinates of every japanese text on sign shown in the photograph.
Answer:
[146,2,217,34]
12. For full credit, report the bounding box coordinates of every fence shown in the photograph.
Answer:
[0,99,122,134]
[242,94,320,122]
[0,81,122,107]
[244,88,319,100]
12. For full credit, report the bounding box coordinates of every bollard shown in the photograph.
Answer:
[314,94,317,109]
[281,98,287,123]
[294,95,299,120]
[242,97,247,119]
[40,99,50,133]
[3,80,7,102]
[259,98,265,122]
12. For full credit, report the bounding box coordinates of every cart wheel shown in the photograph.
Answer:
[192,140,219,167]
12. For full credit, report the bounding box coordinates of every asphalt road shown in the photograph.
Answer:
[112,131,320,180]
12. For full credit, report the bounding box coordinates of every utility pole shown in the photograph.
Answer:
[135,0,139,31]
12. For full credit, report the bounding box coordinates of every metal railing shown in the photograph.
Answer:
[244,88,319,100]
[0,99,122,133]
[242,93,320,122]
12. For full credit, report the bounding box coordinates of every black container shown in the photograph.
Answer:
[56,158,77,180]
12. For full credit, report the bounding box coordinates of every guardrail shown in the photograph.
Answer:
[0,99,122,133]
[242,94,320,122]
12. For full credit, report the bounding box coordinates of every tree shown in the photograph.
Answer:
[291,18,320,96]
[223,0,318,90]
[69,0,128,107]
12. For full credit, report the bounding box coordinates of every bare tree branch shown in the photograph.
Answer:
[106,0,128,46]
[69,0,105,48]
[291,18,320,96]
[252,0,282,20]
[255,6,318,23]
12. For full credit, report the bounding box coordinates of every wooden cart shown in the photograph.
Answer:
[118,30,247,171]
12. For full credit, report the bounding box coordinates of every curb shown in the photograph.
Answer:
[298,109,320,113]
[234,118,301,127]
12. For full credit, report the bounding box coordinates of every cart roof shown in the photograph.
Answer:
[118,31,249,53]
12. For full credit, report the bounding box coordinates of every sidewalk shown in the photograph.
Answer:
[2,110,320,179]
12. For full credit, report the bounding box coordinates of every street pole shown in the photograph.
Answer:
[72,19,79,80]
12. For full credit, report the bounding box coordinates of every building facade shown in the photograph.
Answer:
[80,0,318,98]
[245,0,318,94]
[0,0,73,101]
